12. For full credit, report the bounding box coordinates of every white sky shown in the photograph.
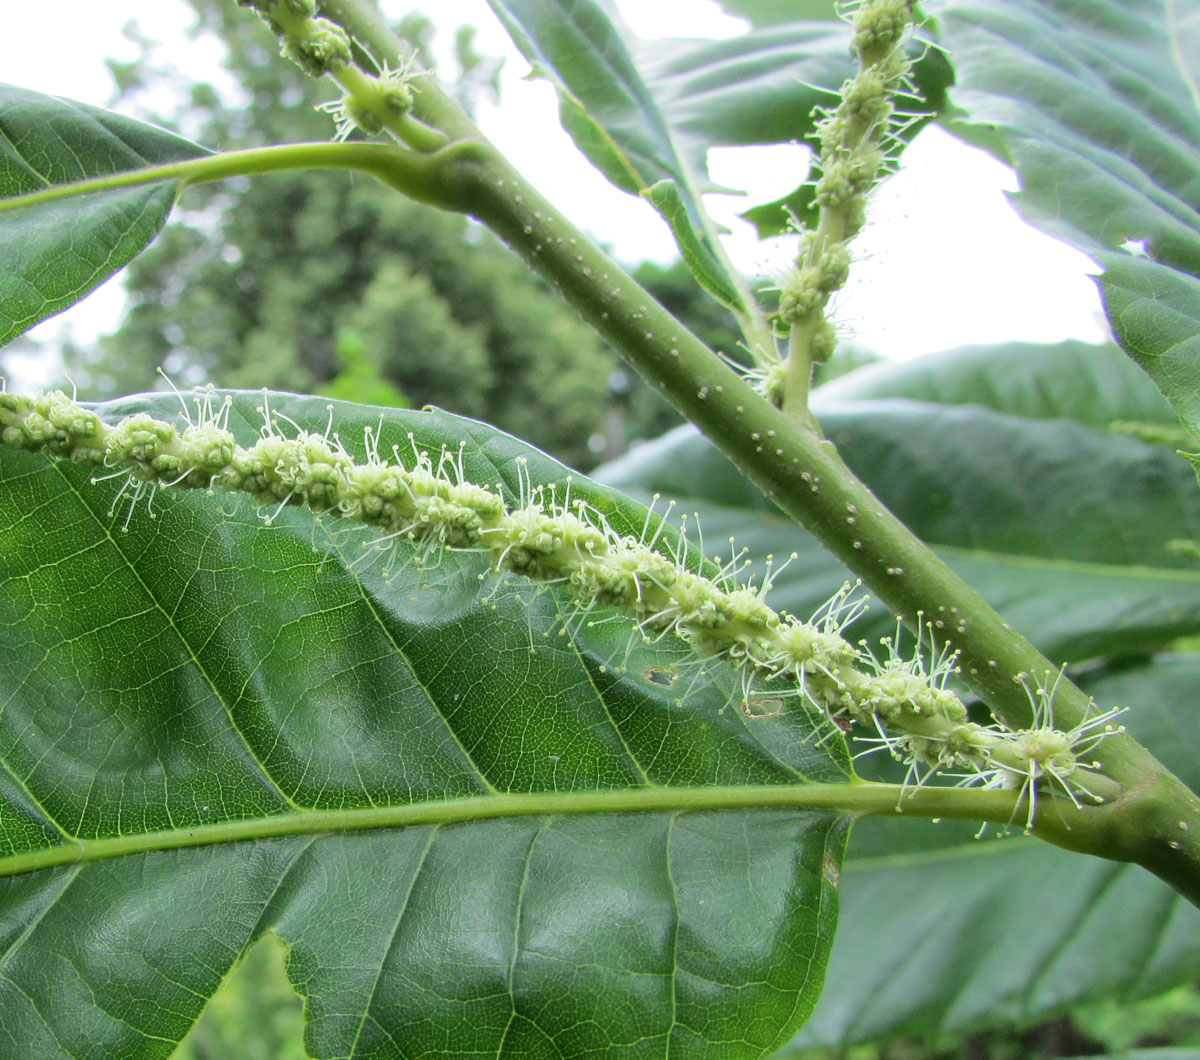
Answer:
[5,0,1109,387]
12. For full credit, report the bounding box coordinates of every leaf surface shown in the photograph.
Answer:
[0,391,850,1060]
[789,652,1200,1048]
[0,85,208,345]
[713,0,840,27]
[813,339,1177,427]
[932,0,1200,435]
[629,23,951,233]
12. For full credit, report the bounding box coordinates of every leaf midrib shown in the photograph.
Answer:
[0,782,1028,881]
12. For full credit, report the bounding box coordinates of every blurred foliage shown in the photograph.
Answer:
[783,983,1200,1060]
[173,934,306,1060]
[1072,984,1200,1054]
[63,0,746,469]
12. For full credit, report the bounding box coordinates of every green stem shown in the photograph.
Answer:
[783,325,818,423]
[0,141,457,214]
[0,781,1033,883]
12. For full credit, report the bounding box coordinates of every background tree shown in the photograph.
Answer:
[63,0,723,468]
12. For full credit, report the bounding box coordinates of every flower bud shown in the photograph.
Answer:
[282,18,352,78]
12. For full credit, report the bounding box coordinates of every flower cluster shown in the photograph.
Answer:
[236,0,421,141]
[759,0,925,404]
[237,0,352,78]
[316,61,423,142]
[0,387,1123,822]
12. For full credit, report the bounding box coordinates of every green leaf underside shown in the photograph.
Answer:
[0,391,850,1060]
[596,341,1200,1045]
[483,0,740,300]
[714,0,841,27]
[812,339,1177,427]
[933,0,1200,434]
[790,833,1200,1048]
[0,85,209,346]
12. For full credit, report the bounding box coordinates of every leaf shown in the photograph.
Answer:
[812,338,1177,427]
[1061,1052,1200,1060]
[0,390,851,1059]
[596,340,1200,1045]
[788,827,1200,1048]
[713,0,841,27]
[632,24,856,158]
[599,341,1200,661]
[483,0,742,303]
[173,934,306,1060]
[787,653,1200,1049]
[485,3,953,254]
[643,179,746,310]
[932,0,1200,436]
[0,84,209,345]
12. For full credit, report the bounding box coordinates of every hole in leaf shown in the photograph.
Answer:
[175,932,306,1060]
[643,665,679,687]
[740,696,786,719]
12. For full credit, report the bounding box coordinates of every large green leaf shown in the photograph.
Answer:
[595,340,1200,1046]
[813,339,1177,427]
[0,85,208,346]
[713,1,840,27]
[787,653,1200,1050]
[0,391,850,1060]
[931,0,1200,436]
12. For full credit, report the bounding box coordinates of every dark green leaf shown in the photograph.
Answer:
[933,0,1200,435]
[789,830,1200,1048]
[788,653,1200,1049]
[0,391,850,1059]
[0,85,209,345]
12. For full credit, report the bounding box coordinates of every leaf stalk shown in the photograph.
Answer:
[0,141,457,214]
[0,781,1051,883]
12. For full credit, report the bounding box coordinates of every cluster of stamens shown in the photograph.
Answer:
[236,0,423,141]
[756,0,926,404]
[0,386,1124,823]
